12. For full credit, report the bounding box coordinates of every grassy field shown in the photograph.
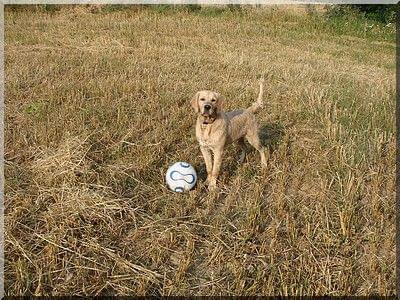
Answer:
[4,5,396,296]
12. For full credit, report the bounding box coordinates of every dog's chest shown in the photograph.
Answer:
[196,121,225,148]
[197,125,213,147]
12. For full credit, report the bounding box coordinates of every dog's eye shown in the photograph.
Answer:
[211,99,216,102]
[199,98,205,101]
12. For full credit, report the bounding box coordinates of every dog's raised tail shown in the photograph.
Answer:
[247,77,264,114]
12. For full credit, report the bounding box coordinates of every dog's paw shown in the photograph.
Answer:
[208,186,217,192]
[208,177,217,191]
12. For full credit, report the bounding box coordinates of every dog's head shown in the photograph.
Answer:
[191,90,225,117]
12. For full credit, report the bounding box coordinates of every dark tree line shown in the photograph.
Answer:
[328,4,397,24]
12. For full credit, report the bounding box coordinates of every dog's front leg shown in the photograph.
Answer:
[200,146,213,183]
[209,146,224,190]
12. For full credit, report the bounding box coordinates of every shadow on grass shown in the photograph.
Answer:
[259,122,285,153]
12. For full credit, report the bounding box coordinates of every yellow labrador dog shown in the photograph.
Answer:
[191,78,267,190]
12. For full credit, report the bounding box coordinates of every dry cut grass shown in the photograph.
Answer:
[4,5,396,296]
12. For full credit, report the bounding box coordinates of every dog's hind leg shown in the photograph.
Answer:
[237,137,246,164]
[245,131,268,167]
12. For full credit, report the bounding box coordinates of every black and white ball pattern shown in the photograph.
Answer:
[165,162,197,192]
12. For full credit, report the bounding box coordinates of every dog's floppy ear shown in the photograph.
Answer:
[191,92,200,113]
[215,93,225,113]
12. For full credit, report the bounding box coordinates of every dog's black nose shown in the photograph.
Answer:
[204,104,211,110]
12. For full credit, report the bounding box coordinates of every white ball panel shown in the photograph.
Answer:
[166,162,197,192]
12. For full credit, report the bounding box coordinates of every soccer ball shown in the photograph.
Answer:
[165,162,197,192]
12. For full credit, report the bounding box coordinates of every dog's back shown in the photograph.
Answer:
[224,109,257,143]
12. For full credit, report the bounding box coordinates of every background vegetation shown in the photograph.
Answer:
[4,4,395,296]
[326,4,396,24]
